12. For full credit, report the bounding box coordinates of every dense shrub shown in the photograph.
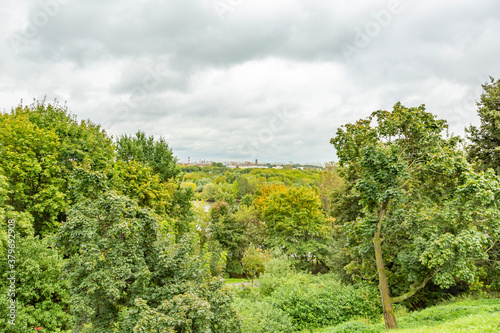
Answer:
[233,298,294,333]
[323,320,378,333]
[236,256,381,331]
[269,274,381,330]
[0,235,73,332]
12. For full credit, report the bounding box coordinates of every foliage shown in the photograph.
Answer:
[232,175,250,199]
[268,274,380,330]
[256,185,333,267]
[318,162,344,215]
[116,131,179,181]
[241,246,271,281]
[0,173,34,256]
[466,77,500,174]
[57,192,239,332]
[209,202,246,276]
[331,102,500,328]
[236,261,380,332]
[0,235,73,332]
[201,183,223,202]
[0,100,115,235]
[234,256,381,331]
[257,254,296,296]
[69,160,193,239]
[319,297,500,333]
[0,111,66,234]
[13,99,115,171]
[323,320,378,333]
[233,298,294,333]
[111,160,177,215]
[232,206,267,252]
[240,194,254,207]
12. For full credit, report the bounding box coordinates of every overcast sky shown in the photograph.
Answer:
[1,0,500,164]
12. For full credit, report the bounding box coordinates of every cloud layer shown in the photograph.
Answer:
[2,0,500,163]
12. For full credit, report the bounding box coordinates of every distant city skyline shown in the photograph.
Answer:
[2,0,500,163]
[177,158,325,167]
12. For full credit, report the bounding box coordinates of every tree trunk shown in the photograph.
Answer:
[373,204,398,329]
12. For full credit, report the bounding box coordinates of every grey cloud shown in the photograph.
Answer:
[2,0,500,163]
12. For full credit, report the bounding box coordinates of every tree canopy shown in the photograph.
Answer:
[331,102,500,329]
[467,76,500,174]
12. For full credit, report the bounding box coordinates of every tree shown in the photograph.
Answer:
[241,246,271,283]
[233,205,267,249]
[0,100,115,235]
[318,162,343,215]
[331,103,500,329]
[210,202,246,276]
[0,235,73,332]
[232,176,250,199]
[110,160,177,216]
[15,99,115,172]
[0,111,66,234]
[57,192,240,332]
[466,77,500,174]
[255,185,333,269]
[116,131,179,181]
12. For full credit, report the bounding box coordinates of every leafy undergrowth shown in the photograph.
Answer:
[316,297,500,333]
[225,278,250,284]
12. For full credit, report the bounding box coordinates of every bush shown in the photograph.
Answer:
[236,255,381,331]
[241,247,271,281]
[233,298,294,333]
[258,254,295,296]
[0,235,73,332]
[323,320,378,333]
[267,273,380,330]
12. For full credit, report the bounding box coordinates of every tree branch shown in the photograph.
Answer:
[485,241,497,254]
[391,273,433,304]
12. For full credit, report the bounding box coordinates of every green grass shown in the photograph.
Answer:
[315,297,500,333]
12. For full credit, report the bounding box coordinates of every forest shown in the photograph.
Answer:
[1,77,500,332]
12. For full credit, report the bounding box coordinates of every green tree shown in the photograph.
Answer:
[256,185,333,268]
[210,202,246,276]
[331,102,500,329]
[241,247,271,283]
[466,77,500,174]
[0,100,115,235]
[233,205,267,249]
[15,99,115,172]
[116,131,179,181]
[318,162,343,215]
[57,192,239,332]
[0,235,73,332]
[0,112,65,234]
[110,160,177,215]
[232,176,250,199]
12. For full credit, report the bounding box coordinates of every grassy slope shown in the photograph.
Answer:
[317,297,500,333]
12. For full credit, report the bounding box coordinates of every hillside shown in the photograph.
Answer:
[318,297,500,333]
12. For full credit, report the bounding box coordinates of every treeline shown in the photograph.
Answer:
[0,77,499,332]
[0,100,236,332]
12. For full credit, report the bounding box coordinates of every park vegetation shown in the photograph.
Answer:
[0,77,499,332]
